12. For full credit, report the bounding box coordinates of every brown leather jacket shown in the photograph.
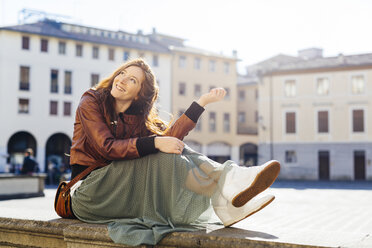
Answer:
[70,89,202,167]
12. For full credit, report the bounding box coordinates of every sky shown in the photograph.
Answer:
[1,0,372,73]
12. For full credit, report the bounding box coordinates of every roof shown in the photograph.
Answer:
[237,74,257,85]
[273,53,372,72]
[168,45,238,60]
[0,20,170,53]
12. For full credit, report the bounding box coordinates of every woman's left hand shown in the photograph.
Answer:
[197,88,226,107]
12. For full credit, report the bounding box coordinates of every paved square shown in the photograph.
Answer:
[0,181,371,247]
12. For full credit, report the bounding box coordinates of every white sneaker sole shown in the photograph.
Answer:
[225,195,275,227]
[232,160,280,207]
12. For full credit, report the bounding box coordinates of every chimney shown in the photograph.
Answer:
[232,50,238,58]
[337,53,345,64]
[152,27,157,34]
[298,48,323,60]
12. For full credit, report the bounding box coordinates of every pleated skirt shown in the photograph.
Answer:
[71,146,225,246]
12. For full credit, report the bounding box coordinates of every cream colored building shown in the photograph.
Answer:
[149,31,258,163]
[237,78,258,136]
[170,47,241,163]
[0,20,171,173]
[236,77,258,166]
[258,49,372,180]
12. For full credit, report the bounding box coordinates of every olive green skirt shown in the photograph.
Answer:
[71,146,224,246]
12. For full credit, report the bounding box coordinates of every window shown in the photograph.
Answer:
[255,89,259,100]
[64,102,71,116]
[255,111,259,123]
[179,56,186,68]
[19,66,30,90]
[353,109,364,132]
[51,69,58,93]
[284,80,296,97]
[138,52,145,58]
[351,75,365,94]
[152,55,159,67]
[194,84,201,97]
[194,58,201,70]
[41,39,48,52]
[123,51,130,61]
[91,74,100,87]
[224,62,230,74]
[209,60,216,72]
[223,113,230,132]
[76,44,83,57]
[285,150,297,163]
[179,82,186,96]
[92,46,99,59]
[58,41,66,55]
[225,88,230,100]
[108,48,115,61]
[50,101,58,115]
[238,112,245,123]
[318,111,329,133]
[286,112,296,134]
[317,78,329,95]
[22,36,30,50]
[18,99,29,114]
[64,71,72,94]
[239,90,245,101]
[209,112,216,132]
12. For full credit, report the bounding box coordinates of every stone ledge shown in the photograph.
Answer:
[0,217,331,248]
[0,174,46,200]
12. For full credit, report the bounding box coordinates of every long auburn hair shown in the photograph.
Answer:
[94,58,170,135]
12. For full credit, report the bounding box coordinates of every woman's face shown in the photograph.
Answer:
[111,66,145,102]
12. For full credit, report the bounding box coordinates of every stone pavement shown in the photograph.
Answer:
[0,181,371,247]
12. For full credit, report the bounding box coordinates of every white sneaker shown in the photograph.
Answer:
[220,160,280,207]
[212,192,275,227]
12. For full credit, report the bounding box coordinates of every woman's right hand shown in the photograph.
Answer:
[155,136,184,154]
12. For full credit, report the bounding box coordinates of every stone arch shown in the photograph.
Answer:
[7,131,37,173]
[45,133,72,173]
[240,143,258,166]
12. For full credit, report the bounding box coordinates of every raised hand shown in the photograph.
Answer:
[197,87,226,107]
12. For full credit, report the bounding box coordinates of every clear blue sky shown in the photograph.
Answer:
[1,0,372,73]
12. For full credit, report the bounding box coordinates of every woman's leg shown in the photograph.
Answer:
[181,145,279,227]
[182,146,224,197]
[185,163,222,197]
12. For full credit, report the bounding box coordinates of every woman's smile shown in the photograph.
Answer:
[115,83,126,92]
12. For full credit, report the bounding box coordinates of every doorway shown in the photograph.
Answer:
[318,151,330,180]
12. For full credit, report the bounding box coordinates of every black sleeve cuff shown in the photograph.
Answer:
[184,101,205,123]
[136,136,158,157]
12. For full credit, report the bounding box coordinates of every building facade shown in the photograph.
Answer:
[0,19,252,174]
[0,20,171,173]
[149,31,258,163]
[258,49,372,180]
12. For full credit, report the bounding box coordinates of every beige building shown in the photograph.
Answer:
[258,48,372,180]
[149,31,258,163]
[236,54,303,166]
[236,77,258,166]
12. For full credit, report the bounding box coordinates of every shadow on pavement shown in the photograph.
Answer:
[272,180,372,190]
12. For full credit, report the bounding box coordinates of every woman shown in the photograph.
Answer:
[70,58,280,246]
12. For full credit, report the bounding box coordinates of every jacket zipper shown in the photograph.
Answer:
[111,120,118,137]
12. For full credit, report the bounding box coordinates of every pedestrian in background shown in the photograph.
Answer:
[21,148,38,175]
